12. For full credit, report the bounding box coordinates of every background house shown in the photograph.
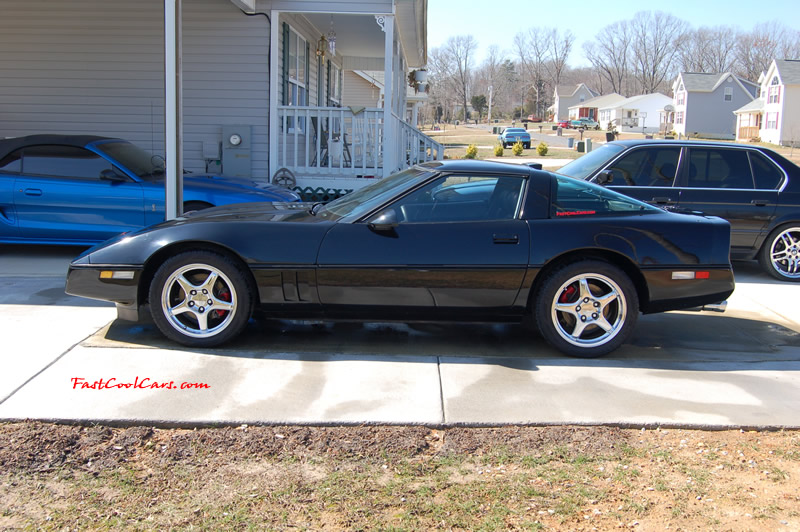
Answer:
[550,84,598,122]
[0,0,440,195]
[567,93,624,122]
[598,93,673,133]
[671,72,758,139]
[735,59,800,146]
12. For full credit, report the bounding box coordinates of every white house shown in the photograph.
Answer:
[735,59,800,146]
[567,93,625,121]
[671,72,758,139]
[597,93,673,133]
[0,0,441,197]
[550,84,598,122]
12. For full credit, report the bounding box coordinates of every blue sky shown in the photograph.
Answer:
[427,0,800,66]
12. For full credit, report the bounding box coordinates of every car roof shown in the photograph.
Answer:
[607,139,771,149]
[416,159,536,176]
[0,134,118,159]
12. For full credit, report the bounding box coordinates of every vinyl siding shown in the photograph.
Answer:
[0,0,271,178]
[342,72,381,107]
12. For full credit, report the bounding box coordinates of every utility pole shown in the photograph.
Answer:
[488,85,493,123]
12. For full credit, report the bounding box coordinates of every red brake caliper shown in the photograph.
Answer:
[213,289,231,319]
[559,284,577,303]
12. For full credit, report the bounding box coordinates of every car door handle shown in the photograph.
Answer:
[651,196,676,205]
[493,234,519,244]
[23,188,43,196]
[751,199,769,207]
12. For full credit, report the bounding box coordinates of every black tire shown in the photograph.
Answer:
[758,224,800,281]
[523,142,531,149]
[183,201,213,214]
[149,251,254,347]
[534,260,638,358]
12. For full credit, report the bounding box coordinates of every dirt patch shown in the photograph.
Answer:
[1,422,798,530]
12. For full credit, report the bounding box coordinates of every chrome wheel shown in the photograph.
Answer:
[160,263,238,338]
[550,273,627,349]
[768,227,800,279]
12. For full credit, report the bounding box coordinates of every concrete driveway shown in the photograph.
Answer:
[1,244,799,428]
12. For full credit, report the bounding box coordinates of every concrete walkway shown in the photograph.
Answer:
[1,245,799,428]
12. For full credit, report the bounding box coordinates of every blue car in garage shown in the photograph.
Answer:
[0,135,300,245]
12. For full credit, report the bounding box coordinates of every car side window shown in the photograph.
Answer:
[606,147,680,187]
[21,145,114,180]
[386,175,526,223]
[0,149,22,173]
[686,148,753,189]
[552,176,655,217]
[749,152,784,190]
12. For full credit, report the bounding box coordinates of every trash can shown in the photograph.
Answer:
[557,127,563,136]
[585,138,592,152]
[567,137,574,148]
[605,132,615,142]
[552,125,558,130]
[576,140,585,153]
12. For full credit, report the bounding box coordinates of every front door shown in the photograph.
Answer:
[316,174,531,320]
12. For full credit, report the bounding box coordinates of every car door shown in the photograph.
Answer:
[604,145,682,207]
[676,147,778,254]
[0,149,21,240]
[316,174,531,319]
[13,144,145,243]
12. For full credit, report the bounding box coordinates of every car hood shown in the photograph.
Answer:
[178,201,319,223]
[155,174,301,201]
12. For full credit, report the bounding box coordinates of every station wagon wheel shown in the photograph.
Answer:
[149,251,253,347]
[535,261,638,358]
[759,225,800,281]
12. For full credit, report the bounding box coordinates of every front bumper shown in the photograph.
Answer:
[65,265,142,320]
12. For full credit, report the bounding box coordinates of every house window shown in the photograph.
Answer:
[768,85,781,104]
[287,28,307,107]
[766,112,779,129]
[676,92,685,106]
[330,63,342,104]
[675,111,684,125]
[724,87,733,101]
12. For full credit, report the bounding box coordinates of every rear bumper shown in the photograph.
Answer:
[641,267,735,314]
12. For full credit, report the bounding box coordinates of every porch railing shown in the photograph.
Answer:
[738,126,760,139]
[277,105,442,179]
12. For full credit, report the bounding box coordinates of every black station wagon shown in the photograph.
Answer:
[557,140,800,281]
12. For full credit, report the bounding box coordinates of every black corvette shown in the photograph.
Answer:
[66,160,735,358]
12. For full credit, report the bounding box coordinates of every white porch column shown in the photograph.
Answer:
[411,101,419,127]
[268,10,279,184]
[381,15,395,178]
[164,0,183,219]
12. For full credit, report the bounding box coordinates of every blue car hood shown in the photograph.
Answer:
[159,173,300,201]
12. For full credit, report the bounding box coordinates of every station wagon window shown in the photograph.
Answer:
[750,151,784,190]
[552,177,656,217]
[686,148,753,189]
[387,175,526,223]
[0,149,22,173]
[21,145,114,180]
[605,147,680,187]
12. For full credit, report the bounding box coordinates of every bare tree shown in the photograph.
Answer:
[736,22,800,81]
[444,35,478,121]
[513,28,551,117]
[630,11,688,93]
[545,28,575,87]
[584,20,632,95]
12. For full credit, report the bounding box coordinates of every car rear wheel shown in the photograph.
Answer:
[149,251,254,347]
[535,261,638,358]
[759,225,800,281]
[523,142,531,149]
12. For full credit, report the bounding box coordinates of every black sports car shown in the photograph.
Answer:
[66,160,735,358]
[557,140,800,281]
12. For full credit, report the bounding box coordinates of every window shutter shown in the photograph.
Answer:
[326,60,332,107]
[282,22,289,106]
[305,41,310,106]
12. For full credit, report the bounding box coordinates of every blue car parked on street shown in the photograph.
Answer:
[0,135,300,245]
[498,127,531,149]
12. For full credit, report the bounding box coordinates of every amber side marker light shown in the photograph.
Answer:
[100,271,135,280]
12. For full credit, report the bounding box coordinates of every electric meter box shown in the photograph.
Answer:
[221,125,252,177]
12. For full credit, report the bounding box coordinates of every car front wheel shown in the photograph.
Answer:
[149,251,254,347]
[535,261,638,358]
[759,225,800,281]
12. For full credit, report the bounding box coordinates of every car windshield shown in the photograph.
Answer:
[505,128,526,133]
[556,144,626,180]
[316,166,435,221]
[94,141,165,180]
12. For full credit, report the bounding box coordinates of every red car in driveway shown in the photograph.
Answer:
[557,119,571,129]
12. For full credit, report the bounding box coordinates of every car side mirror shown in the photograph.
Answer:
[595,170,614,185]
[368,209,399,233]
[100,168,128,182]
[525,162,543,170]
